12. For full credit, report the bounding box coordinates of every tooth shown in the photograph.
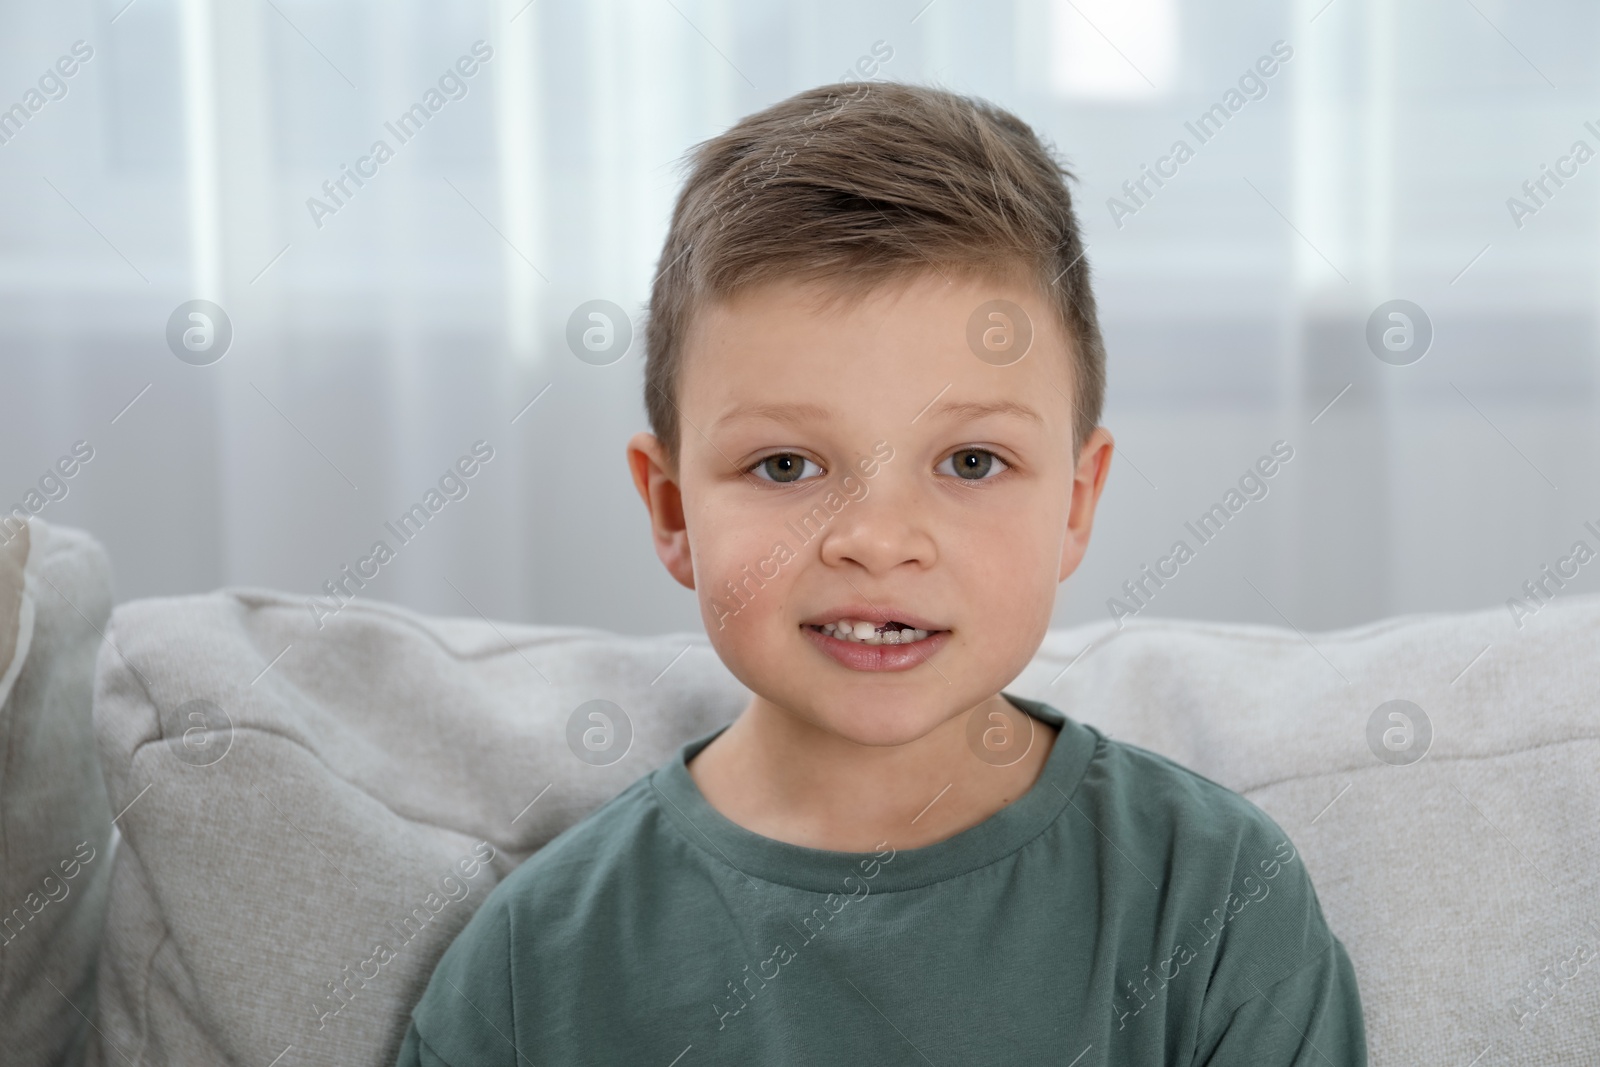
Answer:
[814,619,937,644]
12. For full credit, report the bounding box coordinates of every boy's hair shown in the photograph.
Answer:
[643,81,1106,466]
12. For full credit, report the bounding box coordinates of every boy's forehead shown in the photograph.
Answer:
[680,271,1077,426]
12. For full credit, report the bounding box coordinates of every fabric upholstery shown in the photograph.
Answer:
[88,585,1600,1065]
[1,517,116,1067]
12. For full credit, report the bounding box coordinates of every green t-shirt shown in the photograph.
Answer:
[397,695,1366,1065]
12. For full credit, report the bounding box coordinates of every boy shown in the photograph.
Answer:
[398,81,1366,1065]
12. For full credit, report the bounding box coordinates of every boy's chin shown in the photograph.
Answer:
[797,696,962,750]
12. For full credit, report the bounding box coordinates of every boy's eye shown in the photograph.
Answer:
[750,453,823,483]
[938,448,1007,481]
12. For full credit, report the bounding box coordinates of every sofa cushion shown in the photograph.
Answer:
[90,589,746,1067]
[88,586,1600,1066]
[1,518,116,1067]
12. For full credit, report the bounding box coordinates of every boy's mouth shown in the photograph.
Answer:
[807,618,939,646]
[799,612,951,672]
[799,607,950,672]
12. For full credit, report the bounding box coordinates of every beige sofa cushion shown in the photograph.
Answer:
[1,518,116,1067]
[89,586,1600,1066]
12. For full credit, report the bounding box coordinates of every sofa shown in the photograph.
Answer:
[3,516,1596,1066]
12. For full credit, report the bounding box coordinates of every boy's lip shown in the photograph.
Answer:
[802,626,950,672]
[797,606,947,632]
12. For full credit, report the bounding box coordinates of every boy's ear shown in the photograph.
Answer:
[1059,426,1115,583]
[626,432,695,590]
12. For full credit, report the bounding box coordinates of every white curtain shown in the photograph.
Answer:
[2,0,1595,637]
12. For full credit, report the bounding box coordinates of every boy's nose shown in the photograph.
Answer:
[814,486,937,575]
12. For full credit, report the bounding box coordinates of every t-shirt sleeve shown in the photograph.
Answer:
[395,897,522,1067]
[1191,935,1367,1066]
[394,1019,458,1067]
[1163,792,1368,1067]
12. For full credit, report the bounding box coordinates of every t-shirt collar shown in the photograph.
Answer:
[649,692,1101,894]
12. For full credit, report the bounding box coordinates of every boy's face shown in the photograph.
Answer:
[628,269,1113,749]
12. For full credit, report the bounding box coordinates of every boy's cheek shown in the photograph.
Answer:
[697,533,803,636]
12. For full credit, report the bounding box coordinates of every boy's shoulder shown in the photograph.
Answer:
[469,749,729,940]
[495,768,673,896]
[990,693,1295,848]
[1082,721,1296,848]
[1068,714,1316,900]
[1066,714,1337,1008]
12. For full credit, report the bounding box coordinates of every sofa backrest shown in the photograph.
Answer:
[88,583,1600,1066]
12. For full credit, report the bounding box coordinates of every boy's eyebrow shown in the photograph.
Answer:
[720,398,1046,429]
[924,399,1046,426]
[715,402,834,429]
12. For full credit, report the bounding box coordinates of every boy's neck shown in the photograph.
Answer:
[685,693,1058,853]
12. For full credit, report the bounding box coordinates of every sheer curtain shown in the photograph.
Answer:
[2,0,1596,637]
